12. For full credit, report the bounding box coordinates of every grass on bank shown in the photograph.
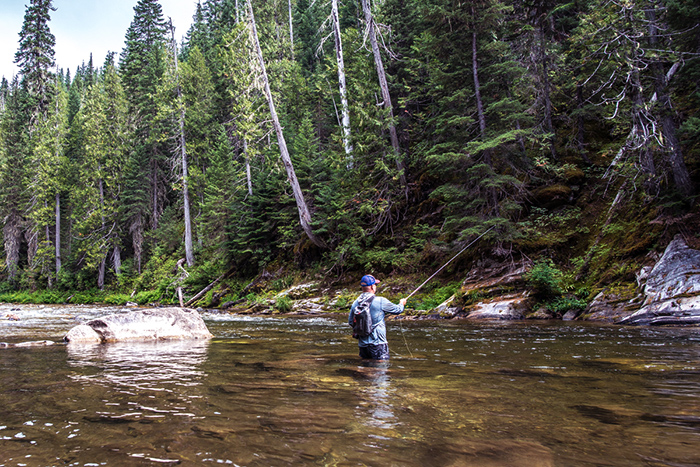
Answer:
[0,289,169,306]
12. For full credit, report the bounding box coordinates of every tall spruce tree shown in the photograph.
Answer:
[27,74,69,286]
[0,78,29,282]
[72,63,129,289]
[119,0,168,273]
[2,0,57,283]
[14,0,56,126]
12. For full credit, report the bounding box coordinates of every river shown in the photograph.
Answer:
[1,303,699,466]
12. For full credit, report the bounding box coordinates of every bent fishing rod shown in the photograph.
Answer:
[393,226,494,359]
[406,226,495,300]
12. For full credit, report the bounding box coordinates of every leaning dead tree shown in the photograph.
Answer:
[331,0,353,158]
[360,0,406,186]
[248,1,327,249]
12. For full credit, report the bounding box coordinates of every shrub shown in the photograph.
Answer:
[547,296,588,315]
[274,296,293,313]
[524,260,563,298]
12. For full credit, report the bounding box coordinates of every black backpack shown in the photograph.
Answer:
[352,295,375,338]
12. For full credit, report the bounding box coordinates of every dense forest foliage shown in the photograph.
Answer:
[0,0,698,306]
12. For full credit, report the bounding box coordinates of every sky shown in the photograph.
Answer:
[0,0,198,81]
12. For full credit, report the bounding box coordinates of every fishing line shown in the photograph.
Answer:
[406,226,495,300]
[396,226,495,358]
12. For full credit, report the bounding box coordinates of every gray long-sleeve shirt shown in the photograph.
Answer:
[349,292,404,347]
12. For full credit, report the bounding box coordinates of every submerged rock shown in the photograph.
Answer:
[0,340,55,348]
[64,307,213,343]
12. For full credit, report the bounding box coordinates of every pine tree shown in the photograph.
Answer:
[0,78,29,282]
[72,63,129,288]
[119,0,168,273]
[14,0,56,126]
[26,74,69,286]
[2,0,58,283]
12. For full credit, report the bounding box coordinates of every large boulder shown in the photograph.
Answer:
[584,288,644,323]
[64,307,213,343]
[618,235,700,325]
[465,295,528,320]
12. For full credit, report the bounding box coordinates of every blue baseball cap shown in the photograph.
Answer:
[360,275,380,287]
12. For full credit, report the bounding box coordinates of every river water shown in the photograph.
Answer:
[1,303,699,466]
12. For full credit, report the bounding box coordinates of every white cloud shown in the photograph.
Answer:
[0,0,197,81]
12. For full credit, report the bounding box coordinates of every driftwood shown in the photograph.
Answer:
[185,268,235,307]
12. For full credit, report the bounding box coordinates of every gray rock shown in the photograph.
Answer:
[433,295,460,317]
[64,307,213,343]
[619,235,700,325]
[278,283,319,300]
[620,295,700,326]
[0,340,55,348]
[528,308,554,319]
[562,309,579,321]
[644,235,700,302]
[585,290,643,323]
[64,324,102,343]
[466,296,527,320]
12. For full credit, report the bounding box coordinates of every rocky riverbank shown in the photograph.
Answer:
[217,234,700,326]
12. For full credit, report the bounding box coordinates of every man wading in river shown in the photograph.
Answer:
[349,275,407,360]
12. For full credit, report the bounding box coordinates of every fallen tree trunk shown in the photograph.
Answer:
[185,268,235,307]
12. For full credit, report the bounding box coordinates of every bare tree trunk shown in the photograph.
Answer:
[360,0,406,186]
[97,255,106,290]
[647,8,693,197]
[55,192,61,274]
[170,20,195,267]
[331,0,353,159]
[4,211,21,282]
[44,218,52,288]
[112,244,121,277]
[539,23,556,159]
[243,139,253,196]
[472,25,490,165]
[288,0,295,59]
[131,213,144,274]
[248,1,326,249]
[632,68,659,195]
[472,30,486,139]
[151,157,159,230]
[472,24,496,209]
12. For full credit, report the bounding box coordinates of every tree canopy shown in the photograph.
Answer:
[0,0,698,300]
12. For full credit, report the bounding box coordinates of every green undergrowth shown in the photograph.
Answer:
[524,259,589,316]
[0,288,180,306]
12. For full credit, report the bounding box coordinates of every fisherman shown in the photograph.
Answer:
[349,274,407,360]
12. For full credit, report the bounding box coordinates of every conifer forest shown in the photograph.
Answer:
[0,0,699,307]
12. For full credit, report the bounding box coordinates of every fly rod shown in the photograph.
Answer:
[406,226,495,300]
[395,226,494,359]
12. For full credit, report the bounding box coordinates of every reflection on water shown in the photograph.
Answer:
[66,340,209,390]
[356,362,397,430]
[1,309,700,466]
